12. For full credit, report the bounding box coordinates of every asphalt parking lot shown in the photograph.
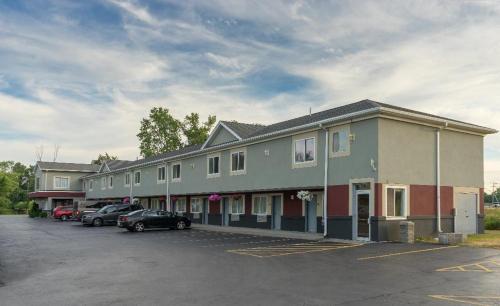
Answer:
[1,216,499,306]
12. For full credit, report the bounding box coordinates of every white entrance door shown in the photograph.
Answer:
[353,191,371,240]
[455,193,477,234]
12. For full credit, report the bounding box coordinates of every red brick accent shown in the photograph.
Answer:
[186,195,191,213]
[480,188,485,215]
[409,185,453,216]
[283,190,303,217]
[209,200,220,214]
[327,185,349,216]
[245,194,252,215]
[375,183,383,216]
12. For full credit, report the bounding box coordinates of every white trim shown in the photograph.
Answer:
[229,147,247,176]
[349,178,375,241]
[133,170,141,186]
[329,124,351,158]
[101,177,107,190]
[206,153,221,178]
[291,131,318,169]
[157,165,167,184]
[53,176,70,190]
[172,162,181,182]
[124,172,131,187]
[201,122,242,149]
[382,184,410,219]
[251,194,270,215]
[89,179,93,191]
[267,193,284,217]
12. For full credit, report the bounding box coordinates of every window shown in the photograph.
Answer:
[83,181,86,191]
[191,198,202,213]
[207,155,220,177]
[101,177,106,190]
[151,199,160,210]
[331,125,350,157]
[134,171,141,185]
[172,163,181,181]
[89,180,93,191]
[230,196,244,215]
[54,176,70,189]
[157,166,166,183]
[175,198,186,213]
[125,173,131,187]
[230,148,246,175]
[108,176,113,189]
[295,138,315,163]
[385,186,408,218]
[252,195,267,215]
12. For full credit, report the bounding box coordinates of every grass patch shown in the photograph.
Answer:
[485,208,500,230]
[463,230,500,249]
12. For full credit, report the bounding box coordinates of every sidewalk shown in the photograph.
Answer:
[192,223,323,241]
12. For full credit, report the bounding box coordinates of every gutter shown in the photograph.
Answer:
[320,123,329,238]
[436,122,448,233]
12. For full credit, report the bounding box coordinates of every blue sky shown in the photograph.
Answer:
[0,0,499,189]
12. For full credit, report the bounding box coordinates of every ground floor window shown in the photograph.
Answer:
[191,198,202,213]
[151,198,160,210]
[175,198,186,213]
[252,195,268,215]
[230,196,244,214]
[385,186,408,218]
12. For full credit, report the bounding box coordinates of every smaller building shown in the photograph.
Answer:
[29,161,100,211]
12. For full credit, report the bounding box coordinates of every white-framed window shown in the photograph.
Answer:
[108,176,113,189]
[331,125,350,157]
[175,198,186,213]
[294,137,315,163]
[124,172,131,187]
[89,180,93,191]
[82,180,86,191]
[191,198,203,213]
[252,195,268,215]
[134,171,141,186]
[207,153,221,178]
[157,165,166,183]
[101,177,107,190]
[229,196,245,215]
[172,163,181,182]
[230,148,246,175]
[54,176,70,189]
[384,185,409,219]
[151,198,160,210]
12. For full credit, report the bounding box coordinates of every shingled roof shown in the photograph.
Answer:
[220,121,266,139]
[37,161,100,172]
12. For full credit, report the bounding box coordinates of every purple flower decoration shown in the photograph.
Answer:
[208,194,221,202]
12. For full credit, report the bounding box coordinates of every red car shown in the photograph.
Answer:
[53,206,74,221]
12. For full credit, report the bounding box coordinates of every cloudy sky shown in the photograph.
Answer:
[0,0,499,190]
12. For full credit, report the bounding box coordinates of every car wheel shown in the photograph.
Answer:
[176,220,186,230]
[61,215,68,221]
[134,222,145,232]
[93,218,103,227]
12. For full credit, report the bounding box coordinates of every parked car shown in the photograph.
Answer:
[81,204,143,226]
[74,200,120,220]
[53,206,74,221]
[117,210,191,232]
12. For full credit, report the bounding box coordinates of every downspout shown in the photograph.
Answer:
[129,172,133,205]
[321,124,329,238]
[166,163,170,211]
[436,122,447,233]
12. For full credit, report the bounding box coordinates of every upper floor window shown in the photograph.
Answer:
[191,198,202,213]
[157,166,166,183]
[331,125,350,157]
[295,137,315,163]
[108,176,113,189]
[252,195,268,215]
[134,171,141,186]
[89,180,93,191]
[54,176,70,189]
[172,163,181,182]
[230,148,246,175]
[125,173,131,187]
[101,177,106,190]
[207,154,220,177]
[385,185,408,219]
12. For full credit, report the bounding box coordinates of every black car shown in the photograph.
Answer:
[117,210,191,232]
[81,204,143,226]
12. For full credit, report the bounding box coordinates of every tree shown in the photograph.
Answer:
[137,107,216,158]
[0,171,16,214]
[92,153,118,165]
[182,113,217,146]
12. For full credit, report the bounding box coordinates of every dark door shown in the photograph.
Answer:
[271,195,281,230]
[357,194,370,238]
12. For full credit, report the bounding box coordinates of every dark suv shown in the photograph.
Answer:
[81,204,143,227]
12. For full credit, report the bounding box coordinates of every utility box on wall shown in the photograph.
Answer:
[399,221,415,243]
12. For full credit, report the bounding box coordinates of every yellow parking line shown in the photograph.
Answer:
[429,295,500,306]
[228,244,361,258]
[358,245,459,260]
[436,259,500,272]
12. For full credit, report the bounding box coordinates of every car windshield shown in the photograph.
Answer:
[97,205,117,214]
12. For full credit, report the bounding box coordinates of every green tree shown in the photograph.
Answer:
[182,113,217,146]
[92,153,118,165]
[0,171,16,214]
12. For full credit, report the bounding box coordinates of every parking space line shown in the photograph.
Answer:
[227,242,361,258]
[357,245,459,260]
[436,259,500,273]
[429,295,500,306]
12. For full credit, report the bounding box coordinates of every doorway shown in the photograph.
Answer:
[354,191,370,240]
[271,195,282,230]
[455,193,478,234]
[305,195,318,233]
[222,198,229,226]
[202,199,208,225]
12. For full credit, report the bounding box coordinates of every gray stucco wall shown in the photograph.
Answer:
[207,126,238,147]
[377,118,484,188]
[37,170,85,191]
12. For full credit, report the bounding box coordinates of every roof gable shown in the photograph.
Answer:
[202,122,241,149]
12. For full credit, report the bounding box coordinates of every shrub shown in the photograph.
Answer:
[39,211,48,218]
[485,208,500,230]
[28,202,41,218]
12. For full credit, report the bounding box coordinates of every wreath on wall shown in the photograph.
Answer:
[297,190,313,202]
[208,194,222,202]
